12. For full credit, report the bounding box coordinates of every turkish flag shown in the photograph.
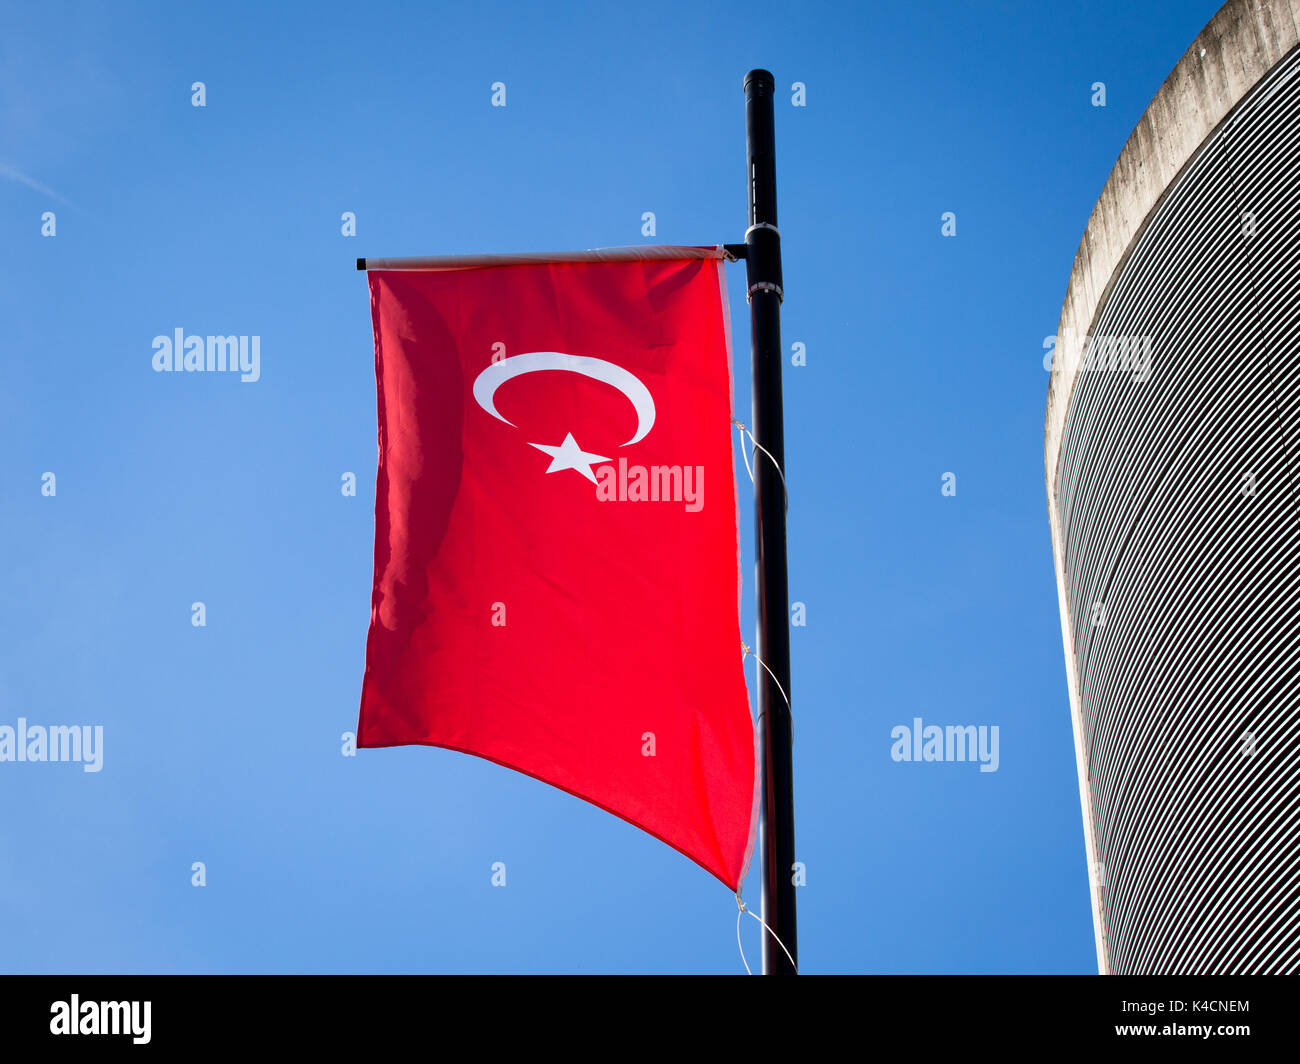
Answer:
[359,249,757,890]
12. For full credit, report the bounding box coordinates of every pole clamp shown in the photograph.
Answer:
[747,281,783,303]
[744,222,781,240]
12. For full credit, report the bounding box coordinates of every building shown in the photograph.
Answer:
[1045,0,1300,973]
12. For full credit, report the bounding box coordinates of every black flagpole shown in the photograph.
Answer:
[743,69,797,975]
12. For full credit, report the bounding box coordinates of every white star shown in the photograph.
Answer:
[528,432,610,483]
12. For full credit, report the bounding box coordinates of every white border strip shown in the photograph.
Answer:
[716,251,762,890]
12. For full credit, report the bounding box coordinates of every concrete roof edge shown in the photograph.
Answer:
[1042,0,1300,502]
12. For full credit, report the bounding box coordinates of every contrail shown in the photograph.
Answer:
[0,162,72,205]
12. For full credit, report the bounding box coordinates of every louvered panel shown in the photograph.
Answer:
[1053,44,1300,974]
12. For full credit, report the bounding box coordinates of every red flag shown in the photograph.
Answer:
[358,249,757,890]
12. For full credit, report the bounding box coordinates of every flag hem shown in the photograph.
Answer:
[356,734,744,892]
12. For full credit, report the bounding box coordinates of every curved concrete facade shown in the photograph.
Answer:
[1045,0,1300,973]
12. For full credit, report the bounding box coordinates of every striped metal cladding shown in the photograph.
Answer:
[1054,45,1300,974]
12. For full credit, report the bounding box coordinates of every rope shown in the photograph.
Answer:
[735,894,798,974]
[732,418,789,513]
[730,416,797,975]
[741,640,791,715]
[734,419,757,489]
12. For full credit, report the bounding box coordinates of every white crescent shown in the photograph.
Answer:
[472,351,656,446]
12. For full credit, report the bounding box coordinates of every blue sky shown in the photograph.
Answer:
[0,0,1224,973]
